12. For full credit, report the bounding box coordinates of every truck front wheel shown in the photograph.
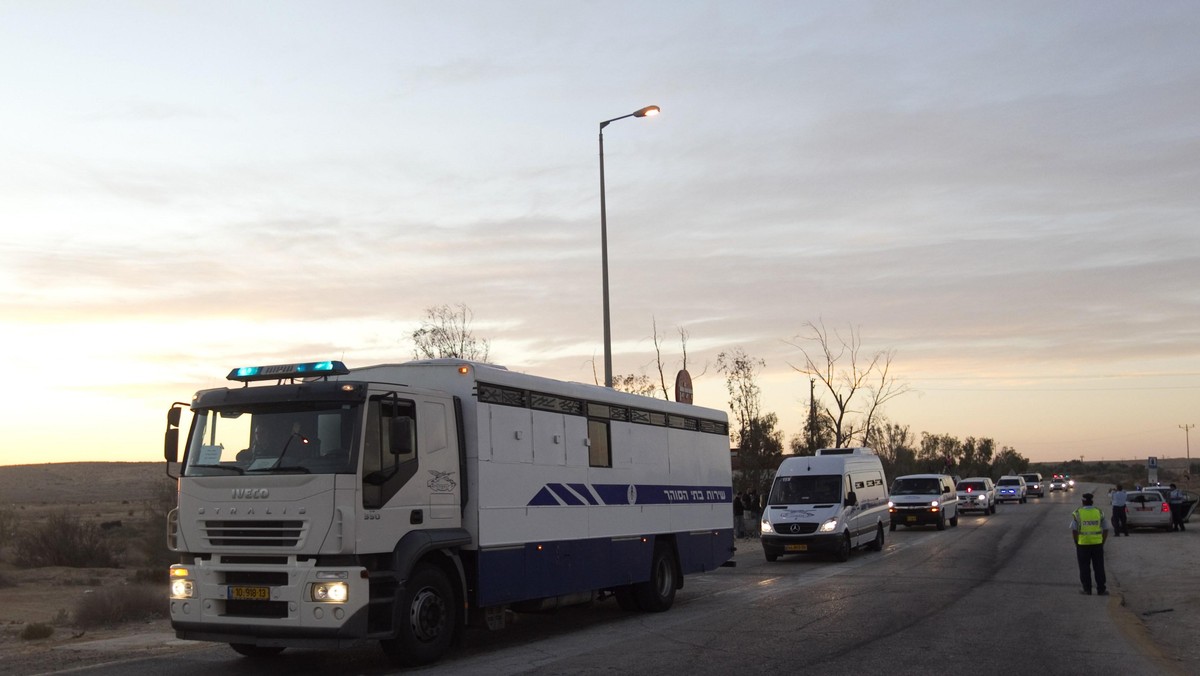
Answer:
[381,564,457,667]
[633,543,677,612]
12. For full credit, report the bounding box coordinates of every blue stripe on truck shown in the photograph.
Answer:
[528,484,731,507]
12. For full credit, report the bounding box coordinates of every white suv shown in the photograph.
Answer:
[956,477,997,515]
[996,475,1028,503]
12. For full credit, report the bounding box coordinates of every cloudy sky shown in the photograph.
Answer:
[2,1,1198,467]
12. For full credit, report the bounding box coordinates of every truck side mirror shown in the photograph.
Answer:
[844,491,858,507]
[164,403,186,477]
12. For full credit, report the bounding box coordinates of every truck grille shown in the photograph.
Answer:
[202,520,306,547]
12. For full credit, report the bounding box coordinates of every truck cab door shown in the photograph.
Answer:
[360,393,461,537]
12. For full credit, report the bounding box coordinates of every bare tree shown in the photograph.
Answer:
[608,318,708,400]
[859,350,911,445]
[411,304,491,361]
[786,320,910,447]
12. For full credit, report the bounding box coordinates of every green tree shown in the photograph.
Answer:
[866,419,917,479]
[611,373,658,397]
[718,348,783,492]
[918,432,962,474]
[991,447,1029,476]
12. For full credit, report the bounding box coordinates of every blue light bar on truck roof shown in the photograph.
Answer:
[226,360,350,382]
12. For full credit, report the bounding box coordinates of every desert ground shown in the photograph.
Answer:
[0,464,1197,674]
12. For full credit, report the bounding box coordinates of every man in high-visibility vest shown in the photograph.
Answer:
[1070,492,1110,595]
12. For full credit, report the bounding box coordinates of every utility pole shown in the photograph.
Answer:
[1181,424,1194,477]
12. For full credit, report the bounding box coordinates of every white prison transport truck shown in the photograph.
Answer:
[163,359,735,666]
[759,447,890,563]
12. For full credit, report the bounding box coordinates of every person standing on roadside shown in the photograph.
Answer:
[1070,492,1110,595]
[733,491,746,538]
[1169,484,1187,532]
[745,490,760,538]
[1110,484,1128,536]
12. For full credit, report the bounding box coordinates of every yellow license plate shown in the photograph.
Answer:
[228,586,270,601]
[784,544,808,552]
[906,515,918,522]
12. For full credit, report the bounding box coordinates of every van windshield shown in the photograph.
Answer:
[768,474,842,505]
[891,477,942,495]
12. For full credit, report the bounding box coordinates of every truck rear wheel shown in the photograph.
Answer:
[633,543,677,612]
[381,564,457,667]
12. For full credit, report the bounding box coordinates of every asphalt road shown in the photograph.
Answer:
[40,483,1193,675]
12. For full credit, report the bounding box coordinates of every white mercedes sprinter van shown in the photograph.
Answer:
[760,447,890,562]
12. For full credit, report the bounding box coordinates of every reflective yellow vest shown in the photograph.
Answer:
[1074,506,1104,545]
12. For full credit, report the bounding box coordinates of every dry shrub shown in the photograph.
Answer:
[73,584,167,628]
[20,623,54,640]
[14,511,119,568]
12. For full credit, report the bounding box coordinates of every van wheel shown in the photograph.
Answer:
[633,542,677,612]
[764,551,778,562]
[936,513,946,531]
[868,524,884,552]
[381,564,457,667]
[989,503,996,515]
[230,644,284,658]
[889,521,896,532]
[950,512,959,527]
[834,532,852,562]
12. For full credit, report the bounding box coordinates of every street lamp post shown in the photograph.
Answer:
[599,104,659,388]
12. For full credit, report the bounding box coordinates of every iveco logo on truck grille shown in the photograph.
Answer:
[231,488,269,499]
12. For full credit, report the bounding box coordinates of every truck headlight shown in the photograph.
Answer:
[311,581,349,603]
[818,519,838,533]
[170,567,194,599]
[760,520,775,534]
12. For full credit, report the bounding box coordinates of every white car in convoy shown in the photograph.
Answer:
[956,477,997,515]
[996,475,1028,504]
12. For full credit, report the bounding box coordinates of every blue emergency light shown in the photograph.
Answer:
[227,360,350,382]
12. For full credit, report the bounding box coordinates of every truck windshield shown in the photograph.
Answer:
[183,402,359,477]
[768,475,842,505]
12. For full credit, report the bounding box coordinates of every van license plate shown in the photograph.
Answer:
[906,516,918,522]
[784,544,807,552]
[228,586,270,601]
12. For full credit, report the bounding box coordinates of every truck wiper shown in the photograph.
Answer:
[266,433,309,471]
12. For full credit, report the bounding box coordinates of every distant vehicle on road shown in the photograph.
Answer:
[996,475,1028,504]
[956,477,997,515]
[1049,477,1067,491]
[1020,472,1045,498]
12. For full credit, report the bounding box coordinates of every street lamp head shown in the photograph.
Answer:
[601,105,662,129]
